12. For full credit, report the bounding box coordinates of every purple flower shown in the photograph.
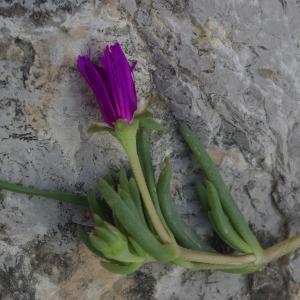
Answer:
[77,42,138,127]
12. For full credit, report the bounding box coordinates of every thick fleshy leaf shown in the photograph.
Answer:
[87,123,114,134]
[179,125,264,257]
[96,178,179,262]
[0,181,88,207]
[157,160,214,252]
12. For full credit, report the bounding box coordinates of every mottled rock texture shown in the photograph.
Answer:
[0,0,300,299]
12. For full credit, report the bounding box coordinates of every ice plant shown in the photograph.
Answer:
[0,42,299,276]
[77,42,137,127]
[78,43,173,245]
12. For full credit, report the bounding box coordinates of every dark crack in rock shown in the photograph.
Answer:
[249,264,289,300]
[0,255,37,300]
[126,270,156,300]
[14,38,35,88]
[0,3,27,17]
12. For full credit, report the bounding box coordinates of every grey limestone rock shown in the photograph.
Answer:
[0,0,299,299]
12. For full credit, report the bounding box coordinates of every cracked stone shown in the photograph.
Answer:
[0,0,300,299]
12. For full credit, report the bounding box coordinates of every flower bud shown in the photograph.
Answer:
[90,222,144,263]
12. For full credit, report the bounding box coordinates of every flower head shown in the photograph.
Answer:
[77,42,137,127]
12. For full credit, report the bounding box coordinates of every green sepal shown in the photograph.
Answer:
[87,123,113,134]
[114,119,138,136]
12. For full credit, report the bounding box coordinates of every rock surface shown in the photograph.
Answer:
[0,0,300,299]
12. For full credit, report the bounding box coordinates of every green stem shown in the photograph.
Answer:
[179,233,300,269]
[264,234,300,264]
[179,246,256,265]
[189,262,255,271]
[114,120,172,244]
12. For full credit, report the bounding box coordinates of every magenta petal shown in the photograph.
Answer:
[77,42,138,127]
[77,56,116,126]
[101,43,137,122]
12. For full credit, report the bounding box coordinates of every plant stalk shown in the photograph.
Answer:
[115,120,172,244]
[264,233,300,264]
[179,246,256,265]
[179,233,300,268]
